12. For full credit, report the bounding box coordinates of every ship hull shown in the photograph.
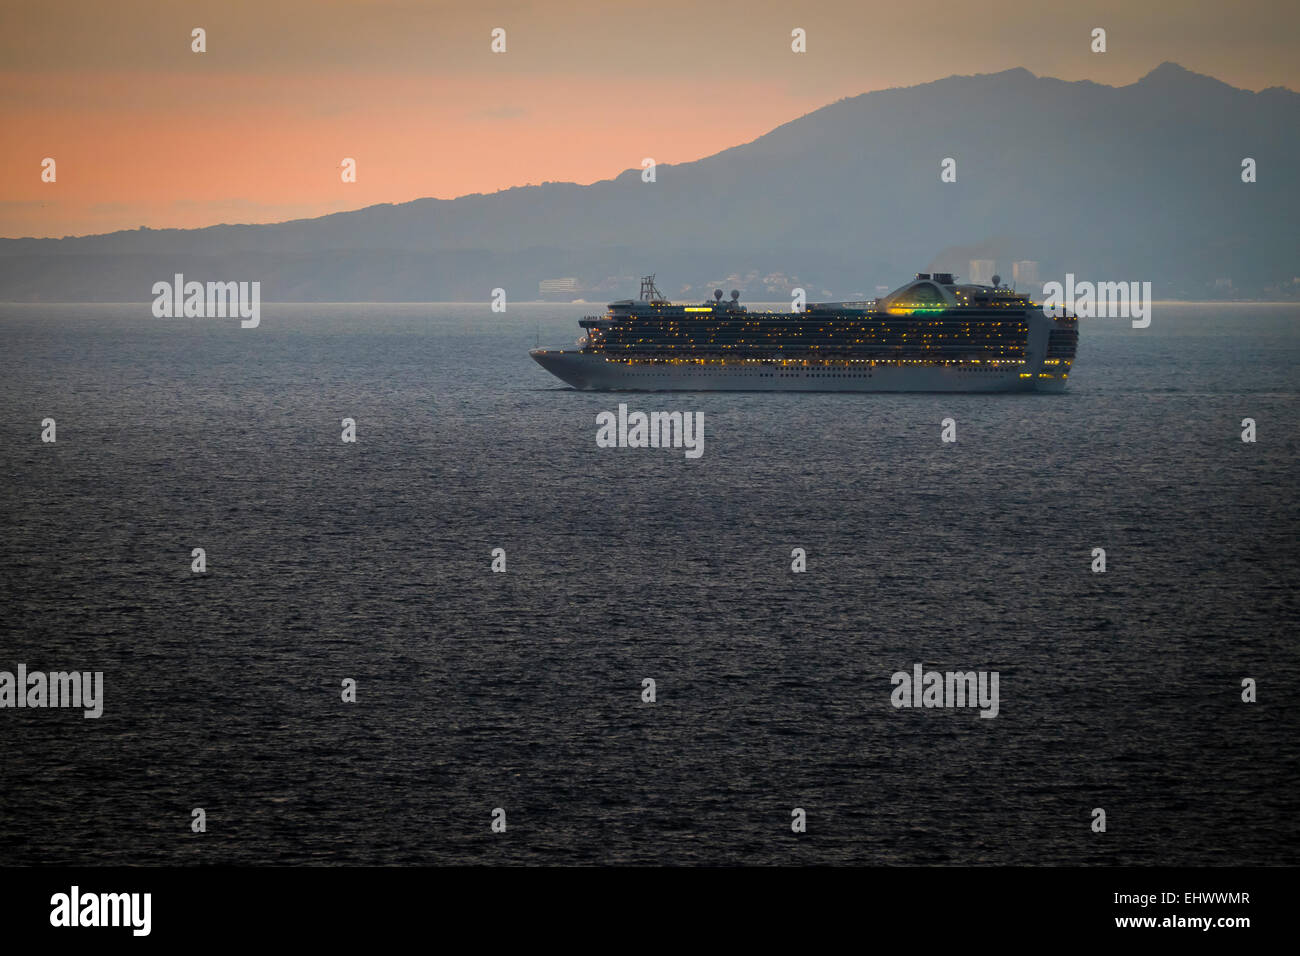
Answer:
[530,350,1068,393]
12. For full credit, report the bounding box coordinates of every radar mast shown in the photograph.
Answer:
[639,274,668,304]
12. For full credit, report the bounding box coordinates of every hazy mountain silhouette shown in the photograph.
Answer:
[3,62,1296,301]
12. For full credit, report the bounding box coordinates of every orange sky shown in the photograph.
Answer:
[3,0,1297,238]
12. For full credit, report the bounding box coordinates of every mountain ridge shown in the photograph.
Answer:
[3,62,1297,300]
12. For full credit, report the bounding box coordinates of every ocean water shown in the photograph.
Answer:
[0,301,1297,866]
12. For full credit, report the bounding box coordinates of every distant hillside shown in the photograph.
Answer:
[3,62,1297,301]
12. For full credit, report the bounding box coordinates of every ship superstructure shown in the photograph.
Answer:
[530,273,1078,392]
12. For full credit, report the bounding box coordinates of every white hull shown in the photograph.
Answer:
[530,351,1068,393]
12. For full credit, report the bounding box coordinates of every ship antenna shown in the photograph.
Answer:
[639,273,666,303]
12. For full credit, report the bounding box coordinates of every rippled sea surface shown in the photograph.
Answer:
[1,302,1297,865]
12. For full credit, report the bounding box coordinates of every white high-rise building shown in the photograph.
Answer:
[969,259,996,285]
[1013,260,1039,287]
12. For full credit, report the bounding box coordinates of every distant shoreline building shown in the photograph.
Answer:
[969,259,996,286]
[1012,260,1039,288]
[539,278,581,301]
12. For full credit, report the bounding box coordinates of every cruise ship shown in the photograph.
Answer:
[530,273,1078,392]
